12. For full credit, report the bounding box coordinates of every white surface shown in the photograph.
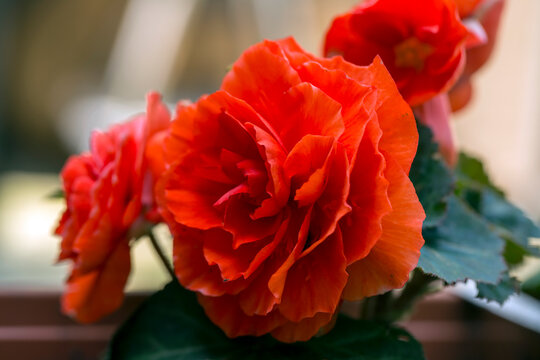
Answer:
[452,280,540,334]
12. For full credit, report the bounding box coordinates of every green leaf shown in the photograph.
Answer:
[454,153,502,194]
[502,239,528,266]
[447,152,540,303]
[522,270,540,300]
[476,274,519,305]
[418,195,506,284]
[46,188,64,199]
[455,153,540,260]
[409,122,454,227]
[105,281,425,360]
[478,190,540,256]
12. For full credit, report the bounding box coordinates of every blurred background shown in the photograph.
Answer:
[1,0,540,358]
[0,0,365,293]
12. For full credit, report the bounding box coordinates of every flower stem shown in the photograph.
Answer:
[385,269,438,322]
[357,269,438,322]
[147,229,176,281]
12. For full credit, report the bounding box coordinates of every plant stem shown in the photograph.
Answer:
[386,269,437,322]
[359,291,394,321]
[147,229,176,281]
[357,269,438,322]
[360,296,378,320]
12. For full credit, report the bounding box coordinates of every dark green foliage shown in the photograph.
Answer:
[455,153,540,261]
[476,274,520,305]
[46,188,64,200]
[105,281,425,360]
[409,122,454,227]
[522,271,540,300]
[418,195,506,284]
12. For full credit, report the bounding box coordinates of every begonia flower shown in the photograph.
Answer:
[160,38,425,342]
[55,92,170,323]
[324,0,470,106]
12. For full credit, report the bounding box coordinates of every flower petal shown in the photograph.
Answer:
[271,312,334,343]
[223,199,283,248]
[62,240,130,323]
[357,58,418,174]
[314,56,417,174]
[198,294,287,338]
[278,229,348,322]
[221,40,302,125]
[172,224,249,296]
[292,60,376,164]
[284,135,336,206]
[297,141,351,257]
[342,154,425,300]
[244,123,289,219]
[145,92,171,138]
[270,83,345,152]
[341,119,391,265]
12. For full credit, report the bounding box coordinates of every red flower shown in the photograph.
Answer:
[161,38,425,342]
[449,0,505,111]
[454,0,484,18]
[324,0,470,106]
[55,92,170,323]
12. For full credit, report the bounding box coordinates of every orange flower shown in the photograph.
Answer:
[55,92,170,323]
[324,0,469,106]
[161,38,425,342]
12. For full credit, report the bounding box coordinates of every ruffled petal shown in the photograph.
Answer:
[202,222,288,283]
[267,208,312,300]
[198,294,287,338]
[284,135,336,206]
[145,92,171,138]
[298,141,351,257]
[172,225,250,297]
[342,155,425,300]
[278,229,348,322]
[57,156,94,260]
[341,119,391,265]
[164,145,241,230]
[291,59,376,164]
[221,40,302,124]
[356,58,418,174]
[315,56,417,174]
[62,240,130,323]
[244,123,289,219]
[271,312,334,343]
[223,199,283,248]
[268,83,345,152]
[237,262,282,316]
[72,212,117,273]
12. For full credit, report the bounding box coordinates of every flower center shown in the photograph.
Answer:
[394,37,433,72]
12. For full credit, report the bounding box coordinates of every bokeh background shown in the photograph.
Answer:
[0,0,371,293]
[1,0,540,358]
